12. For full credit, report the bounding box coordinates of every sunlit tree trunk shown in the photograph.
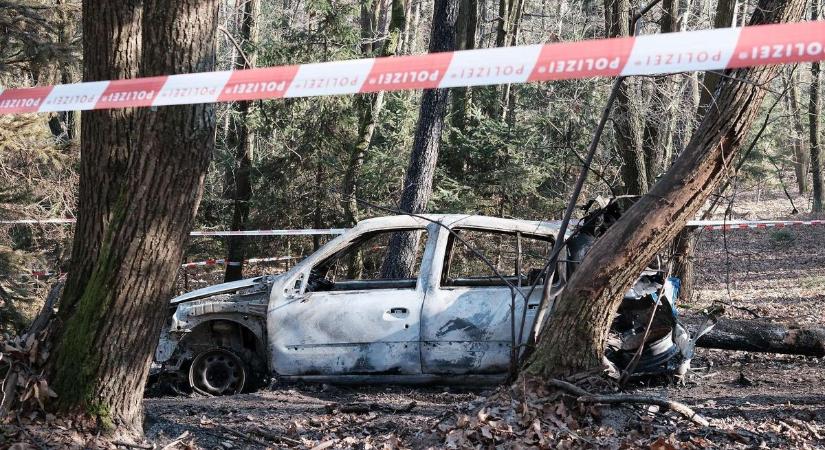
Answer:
[46,0,219,438]
[782,68,809,194]
[525,0,806,380]
[342,0,405,227]
[811,0,825,212]
[381,0,459,279]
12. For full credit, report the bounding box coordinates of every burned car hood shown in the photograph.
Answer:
[170,275,281,305]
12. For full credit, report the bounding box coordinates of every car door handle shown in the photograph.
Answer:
[389,307,408,314]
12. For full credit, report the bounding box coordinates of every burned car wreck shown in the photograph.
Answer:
[154,209,699,395]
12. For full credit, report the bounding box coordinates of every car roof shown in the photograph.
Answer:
[350,214,566,237]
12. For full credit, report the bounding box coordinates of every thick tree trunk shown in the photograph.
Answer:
[606,0,647,195]
[679,315,825,357]
[55,0,142,334]
[381,0,459,279]
[224,0,259,282]
[525,0,807,380]
[46,0,218,438]
[809,0,824,213]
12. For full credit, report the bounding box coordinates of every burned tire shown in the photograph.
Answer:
[188,348,247,396]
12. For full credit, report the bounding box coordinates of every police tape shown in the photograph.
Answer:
[1,21,823,115]
[0,219,345,236]
[180,255,294,269]
[686,219,825,231]
[25,255,295,277]
[0,219,76,224]
[189,228,347,236]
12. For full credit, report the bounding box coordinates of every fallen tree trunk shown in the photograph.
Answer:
[682,315,825,357]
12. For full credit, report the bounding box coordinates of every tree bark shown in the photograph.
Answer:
[55,0,142,337]
[606,0,647,195]
[525,0,807,380]
[680,315,825,357]
[381,0,459,279]
[783,68,809,194]
[641,0,680,185]
[46,0,219,438]
[672,0,737,301]
[341,0,405,229]
[809,0,824,213]
[224,0,259,282]
[697,0,737,118]
[447,0,477,139]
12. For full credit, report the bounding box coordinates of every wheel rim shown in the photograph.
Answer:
[189,349,246,396]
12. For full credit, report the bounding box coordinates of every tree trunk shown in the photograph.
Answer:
[697,0,737,118]
[672,0,736,300]
[448,0,477,138]
[224,0,259,282]
[341,0,405,229]
[811,0,825,213]
[783,68,809,194]
[670,226,696,300]
[680,315,825,357]
[525,0,807,380]
[606,0,647,195]
[46,0,219,438]
[54,0,142,337]
[381,0,459,279]
[641,0,679,185]
[500,0,524,125]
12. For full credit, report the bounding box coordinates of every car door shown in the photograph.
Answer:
[421,227,555,375]
[270,227,433,377]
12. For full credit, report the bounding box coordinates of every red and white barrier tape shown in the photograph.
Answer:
[24,256,295,276]
[180,255,294,269]
[0,219,75,224]
[189,228,346,236]
[0,21,823,115]
[686,219,825,231]
[1,220,345,236]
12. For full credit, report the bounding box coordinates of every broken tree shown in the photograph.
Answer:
[682,315,825,357]
[524,0,807,380]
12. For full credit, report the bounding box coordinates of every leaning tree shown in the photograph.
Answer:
[525,0,807,379]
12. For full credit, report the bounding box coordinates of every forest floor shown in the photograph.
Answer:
[4,192,824,449]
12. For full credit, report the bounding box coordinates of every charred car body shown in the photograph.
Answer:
[154,211,690,395]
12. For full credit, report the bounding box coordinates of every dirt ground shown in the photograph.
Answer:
[134,192,825,449]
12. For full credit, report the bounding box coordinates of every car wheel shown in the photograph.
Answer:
[188,348,247,396]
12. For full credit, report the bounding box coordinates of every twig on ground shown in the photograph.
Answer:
[577,395,709,427]
[547,378,589,397]
[159,431,190,450]
[213,423,272,447]
[113,440,154,449]
[548,378,710,427]
[251,425,303,446]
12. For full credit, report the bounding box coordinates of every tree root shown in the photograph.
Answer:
[548,379,710,427]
